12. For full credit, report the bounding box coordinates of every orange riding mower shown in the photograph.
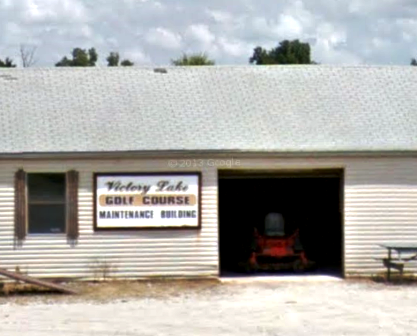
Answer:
[246,213,314,272]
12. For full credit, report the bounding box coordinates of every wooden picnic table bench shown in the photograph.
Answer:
[379,244,417,281]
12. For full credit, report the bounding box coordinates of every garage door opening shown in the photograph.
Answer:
[219,170,343,277]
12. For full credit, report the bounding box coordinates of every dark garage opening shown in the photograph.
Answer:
[219,170,343,277]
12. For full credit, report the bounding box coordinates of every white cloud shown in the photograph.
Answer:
[277,14,303,37]
[123,49,152,64]
[371,37,389,49]
[145,27,182,50]
[316,23,346,47]
[205,9,233,24]
[347,0,413,15]
[396,18,417,43]
[152,1,165,10]
[186,24,215,46]
[251,17,278,39]
[314,44,362,64]
[0,0,416,66]
[218,37,250,57]
[0,0,13,9]
[20,0,88,23]
[80,25,92,38]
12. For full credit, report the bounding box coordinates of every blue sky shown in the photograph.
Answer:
[1,0,417,66]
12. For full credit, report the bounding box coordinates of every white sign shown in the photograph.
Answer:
[95,173,200,229]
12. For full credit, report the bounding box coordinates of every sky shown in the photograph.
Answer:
[1,0,417,67]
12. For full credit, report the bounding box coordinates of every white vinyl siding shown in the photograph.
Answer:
[0,156,416,279]
[0,159,218,279]
[344,158,417,276]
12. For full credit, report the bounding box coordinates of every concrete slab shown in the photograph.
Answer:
[220,275,343,283]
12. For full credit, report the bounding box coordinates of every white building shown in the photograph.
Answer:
[0,66,416,280]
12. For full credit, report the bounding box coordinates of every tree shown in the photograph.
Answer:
[411,58,417,66]
[106,52,120,66]
[106,52,134,66]
[55,48,98,67]
[120,59,134,66]
[0,57,16,68]
[87,48,98,66]
[249,39,313,65]
[171,53,215,66]
[20,44,37,68]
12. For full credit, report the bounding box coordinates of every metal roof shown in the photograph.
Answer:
[0,65,416,155]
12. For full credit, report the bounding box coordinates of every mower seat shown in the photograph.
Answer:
[265,212,285,237]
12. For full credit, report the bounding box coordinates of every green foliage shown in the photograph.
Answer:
[249,39,313,65]
[171,53,215,66]
[107,52,120,66]
[120,59,134,66]
[0,57,16,68]
[411,58,417,66]
[55,56,71,67]
[55,48,98,67]
[106,52,134,66]
[88,48,98,66]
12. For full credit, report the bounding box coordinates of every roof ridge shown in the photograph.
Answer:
[0,64,415,72]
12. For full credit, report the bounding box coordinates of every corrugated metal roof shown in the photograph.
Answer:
[0,65,417,154]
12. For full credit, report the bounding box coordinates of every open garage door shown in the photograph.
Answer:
[219,169,344,277]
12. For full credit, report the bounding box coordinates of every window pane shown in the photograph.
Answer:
[28,204,66,234]
[28,174,66,202]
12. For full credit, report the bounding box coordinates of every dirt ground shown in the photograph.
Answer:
[1,278,417,336]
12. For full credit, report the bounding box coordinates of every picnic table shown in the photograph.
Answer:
[379,243,417,281]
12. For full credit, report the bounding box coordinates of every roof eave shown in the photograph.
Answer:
[0,149,417,160]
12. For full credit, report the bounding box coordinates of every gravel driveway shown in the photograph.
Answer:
[0,278,416,336]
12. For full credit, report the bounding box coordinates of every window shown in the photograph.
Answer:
[15,169,79,240]
[28,173,66,234]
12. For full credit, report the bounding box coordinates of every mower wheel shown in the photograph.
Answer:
[293,259,306,272]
